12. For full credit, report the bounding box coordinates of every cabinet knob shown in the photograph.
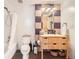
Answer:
[62,43,66,45]
[62,37,66,39]
[44,43,47,45]
[44,37,47,39]
[53,43,56,45]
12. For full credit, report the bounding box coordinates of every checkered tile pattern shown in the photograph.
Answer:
[35,4,61,40]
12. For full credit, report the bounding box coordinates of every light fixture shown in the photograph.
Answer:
[50,7,57,12]
[41,7,46,12]
[68,6,75,12]
[45,8,51,12]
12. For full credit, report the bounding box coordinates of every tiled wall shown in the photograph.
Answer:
[35,4,61,40]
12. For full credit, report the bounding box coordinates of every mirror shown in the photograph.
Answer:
[35,4,61,39]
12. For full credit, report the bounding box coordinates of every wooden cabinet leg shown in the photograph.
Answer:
[66,50,68,59]
[41,49,43,59]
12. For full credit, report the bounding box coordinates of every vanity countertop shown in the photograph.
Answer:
[40,34,66,38]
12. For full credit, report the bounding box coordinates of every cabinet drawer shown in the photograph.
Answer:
[41,43,48,49]
[41,37,48,43]
[48,43,59,49]
[59,38,67,43]
[40,36,68,49]
[58,43,68,49]
[48,37,59,43]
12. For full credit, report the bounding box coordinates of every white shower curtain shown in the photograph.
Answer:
[4,12,18,59]
[4,9,11,53]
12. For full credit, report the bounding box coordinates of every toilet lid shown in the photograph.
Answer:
[22,37,31,44]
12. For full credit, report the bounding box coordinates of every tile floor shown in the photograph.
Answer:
[12,50,66,59]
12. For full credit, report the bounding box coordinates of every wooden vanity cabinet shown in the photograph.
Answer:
[40,35,68,49]
[39,35,69,59]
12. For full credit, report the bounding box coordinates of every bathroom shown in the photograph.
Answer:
[4,0,75,59]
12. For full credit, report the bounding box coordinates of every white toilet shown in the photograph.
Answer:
[20,35,31,59]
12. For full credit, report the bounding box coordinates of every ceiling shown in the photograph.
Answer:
[5,0,74,5]
[5,0,61,5]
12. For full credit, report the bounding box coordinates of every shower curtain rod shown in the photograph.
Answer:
[4,6,12,26]
[4,7,10,13]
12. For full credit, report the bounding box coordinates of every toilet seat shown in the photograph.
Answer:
[21,45,30,54]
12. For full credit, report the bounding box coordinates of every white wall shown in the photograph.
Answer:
[61,0,75,59]
[16,4,35,49]
[5,0,35,49]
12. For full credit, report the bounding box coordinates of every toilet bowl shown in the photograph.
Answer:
[21,45,30,59]
[20,35,31,59]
